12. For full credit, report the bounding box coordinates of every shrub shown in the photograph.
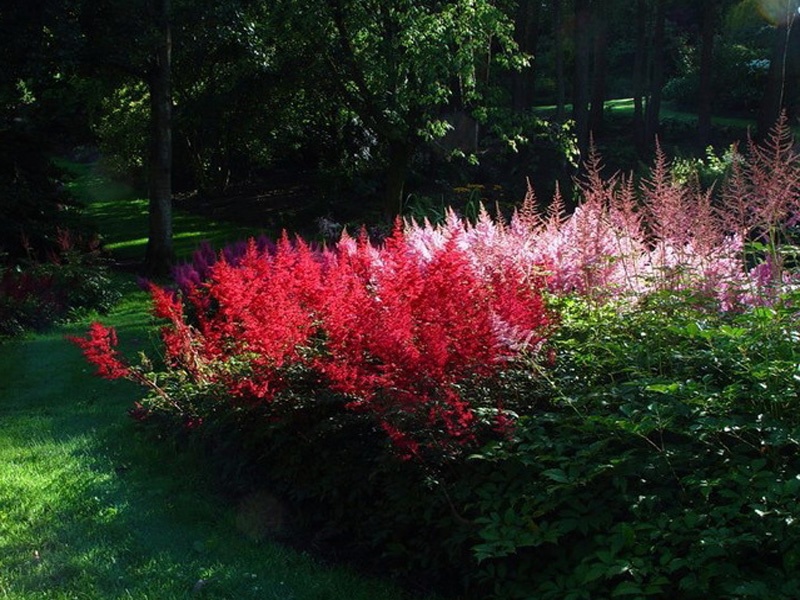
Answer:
[0,229,118,336]
[71,226,552,458]
[464,291,800,599]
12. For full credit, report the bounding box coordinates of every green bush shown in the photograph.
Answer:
[463,292,800,598]
[0,247,119,336]
[664,42,767,114]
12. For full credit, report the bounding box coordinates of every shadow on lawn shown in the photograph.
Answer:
[0,329,414,600]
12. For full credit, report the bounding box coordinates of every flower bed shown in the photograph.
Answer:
[72,119,800,598]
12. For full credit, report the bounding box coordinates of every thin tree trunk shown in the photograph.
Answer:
[383,138,412,222]
[645,0,666,143]
[554,0,566,122]
[590,2,608,136]
[573,0,592,158]
[788,16,800,122]
[758,9,799,135]
[512,0,540,112]
[697,1,716,147]
[633,0,647,152]
[145,0,174,276]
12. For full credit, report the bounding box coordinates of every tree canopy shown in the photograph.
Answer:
[3,0,799,270]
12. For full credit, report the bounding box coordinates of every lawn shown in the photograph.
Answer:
[0,164,425,600]
[57,160,265,263]
[533,97,758,131]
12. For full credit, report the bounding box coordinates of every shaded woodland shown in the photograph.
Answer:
[2,0,799,273]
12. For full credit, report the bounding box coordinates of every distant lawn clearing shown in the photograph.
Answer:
[533,97,757,130]
[57,160,265,263]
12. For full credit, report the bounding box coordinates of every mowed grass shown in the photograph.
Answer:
[57,160,264,263]
[533,97,757,130]
[0,168,425,599]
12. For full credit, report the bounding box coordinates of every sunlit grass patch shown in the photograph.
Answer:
[0,166,423,600]
[533,97,756,130]
[56,160,266,264]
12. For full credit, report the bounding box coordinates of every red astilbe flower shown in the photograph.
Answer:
[180,235,324,403]
[489,265,551,351]
[147,282,212,382]
[316,226,551,444]
[211,238,320,360]
[68,322,131,380]
[74,226,552,454]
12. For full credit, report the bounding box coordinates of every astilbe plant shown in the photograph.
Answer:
[71,225,552,456]
[72,117,800,457]
[316,227,550,453]
[722,113,800,288]
[404,119,799,310]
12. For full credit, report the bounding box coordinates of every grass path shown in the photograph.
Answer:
[0,165,422,599]
[58,160,263,263]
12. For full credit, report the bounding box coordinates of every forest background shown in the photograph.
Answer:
[1,0,799,273]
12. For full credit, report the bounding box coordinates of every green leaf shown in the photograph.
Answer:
[612,581,643,596]
[542,468,571,484]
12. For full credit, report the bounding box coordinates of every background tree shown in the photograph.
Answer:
[697,0,719,146]
[573,0,592,157]
[273,0,525,220]
[757,0,800,134]
[645,0,667,144]
[589,0,608,135]
[145,0,173,276]
[0,0,97,261]
[512,0,541,112]
[4,0,796,247]
[554,0,567,122]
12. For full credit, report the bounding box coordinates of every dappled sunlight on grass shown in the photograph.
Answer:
[1,333,418,599]
[57,160,267,264]
[0,167,423,600]
[533,97,756,129]
[0,407,415,599]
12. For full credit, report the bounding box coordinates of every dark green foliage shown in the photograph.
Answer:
[0,127,76,261]
[665,41,768,114]
[464,292,800,598]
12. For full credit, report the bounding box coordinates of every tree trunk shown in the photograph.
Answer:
[633,0,647,152]
[573,0,592,158]
[645,0,666,144]
[145,0,174,276]
[512,0,540,112]
[383,138,412,222]
[554,0,566,122]
[789,17,800,123]
[697,1,716,147]
[758,11,799,136]
[589,2,608,136]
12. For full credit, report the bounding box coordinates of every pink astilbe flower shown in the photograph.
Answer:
[721,114,800,287]
[742,113,800,231]
[643,141,694,249]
